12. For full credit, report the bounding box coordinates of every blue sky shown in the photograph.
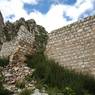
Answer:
[0,0,95,32]
[23,0,77,14]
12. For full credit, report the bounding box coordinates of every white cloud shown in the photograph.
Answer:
[0,0,27,21]
[0,0,95,32]
[28,4,77,32]
[64,0,94,20]
[21,0,40,5]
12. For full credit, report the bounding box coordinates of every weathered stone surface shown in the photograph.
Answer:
[0,11,4,28]
[0,25,35,60]
[46,15,95,76]
[0,11,5,50]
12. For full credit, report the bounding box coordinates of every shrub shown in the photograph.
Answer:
[19,88,32,95]
[26,53,95,95]
[0,57,9,67]
[35,80,46,90]
[82,74,95,95]
[0,88,13,95]
[47,87,61,95]
[25,75,33,82]
[63,87,76,95]
[34,25,48,53]
[15,80,25,89]
[0,82,12,95]
[0,73,4,83]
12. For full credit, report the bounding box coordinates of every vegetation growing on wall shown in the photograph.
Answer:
[34,25,48,53]
[3,21,17,41]
[2,18,31,42]
[0,57,9,67]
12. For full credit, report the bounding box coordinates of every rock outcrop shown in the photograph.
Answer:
[0,25,35,63]
[0,11,4,28]
[0,14,48,63]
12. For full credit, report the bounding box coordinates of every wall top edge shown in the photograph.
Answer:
[49,15,95,35]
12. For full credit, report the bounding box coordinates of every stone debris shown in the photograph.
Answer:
[2,62,48,95]
[32,89,48,95]
[3,62,32,83]
[2,62,35,94]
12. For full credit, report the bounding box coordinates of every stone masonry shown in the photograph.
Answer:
[0,25,35,58]
[46,15,95,76]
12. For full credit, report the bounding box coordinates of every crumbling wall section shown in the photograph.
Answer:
[0,25,35,58]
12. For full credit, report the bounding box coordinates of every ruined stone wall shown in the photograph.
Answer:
[0,25,35,58]
[46,15,95,76]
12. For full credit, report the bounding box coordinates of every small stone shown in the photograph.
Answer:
[32,89,41,95]
[13,67,19,71]
[5,73,12,77]
[28,83,34,87]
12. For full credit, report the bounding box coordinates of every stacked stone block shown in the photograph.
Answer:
[46,15,95,76]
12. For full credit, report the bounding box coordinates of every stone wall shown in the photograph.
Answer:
[46,15,95,76]
[0,25,35,58]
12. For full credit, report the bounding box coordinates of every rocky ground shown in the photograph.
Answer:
[1,62,48,95]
